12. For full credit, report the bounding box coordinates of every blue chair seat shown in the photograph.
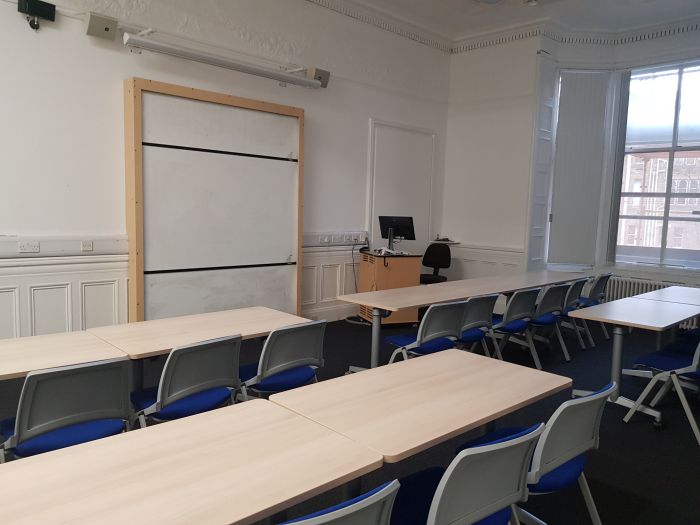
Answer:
[578,297,599,308]
[634,350,700,380]
[458,327,487,344]
[493,314,528,334]
[131,386,231,420]
[390,467,511,525]
[239,363,316,392]
[283,482,392,524]
[0,417,125,457]
[457,426,587,494]
[531,312,558,325]
[385,334,455,355]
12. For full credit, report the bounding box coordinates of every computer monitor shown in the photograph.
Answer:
[378,216,415,250]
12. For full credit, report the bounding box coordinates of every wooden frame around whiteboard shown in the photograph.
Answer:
[124,78,304,322]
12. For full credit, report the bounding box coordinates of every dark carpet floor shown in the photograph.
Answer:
[0,320,697,524]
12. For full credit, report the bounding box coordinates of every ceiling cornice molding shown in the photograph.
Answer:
[307,0,700,55]
[305,0,452,52]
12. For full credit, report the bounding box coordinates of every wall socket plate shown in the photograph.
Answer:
[80,240,94,252]
[17,241,40,253]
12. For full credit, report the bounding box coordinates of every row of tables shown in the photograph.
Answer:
[0,350,571,524]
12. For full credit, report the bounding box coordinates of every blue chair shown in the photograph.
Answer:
[529,283,572,363]
[492,288,542,369]
[0,358,131,462]
[386,301,465,364]
[578,273,613,346]
[390,423,544,525]
[455,294,500,358]
[281,480,400,524]
[131,335,241,427]
[239,320,326,399]
[457,383,615,525]
[623,341,700,445]
[558,278,589,350]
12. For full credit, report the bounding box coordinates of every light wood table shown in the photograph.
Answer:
[0,331,126,381]
[634,286,700,306]
[569,297,700,423]
[0,399,383,525]
[89,306,309,359]
[271,349,571,462]
[337,270,584,369]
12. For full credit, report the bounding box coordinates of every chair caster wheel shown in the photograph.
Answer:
[653,420,663,430]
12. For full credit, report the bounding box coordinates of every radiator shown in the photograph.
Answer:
[607,276,699,329]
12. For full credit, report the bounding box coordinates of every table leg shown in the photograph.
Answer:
[573,325,662,424]
[347,308,388,374]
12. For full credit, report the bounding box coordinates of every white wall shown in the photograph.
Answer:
[0,0,449,239]
[441,38,541,277]
[0,0,450,331]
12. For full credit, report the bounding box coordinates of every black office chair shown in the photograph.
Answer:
[420,243,451,284]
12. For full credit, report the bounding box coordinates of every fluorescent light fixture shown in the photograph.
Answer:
[123,32,324,89]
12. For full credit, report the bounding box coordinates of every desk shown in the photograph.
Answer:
[337,271,583,368]
[0,331,126,381]
[569,297,700,422]
[0,400,383,525]
[634,286,700,306]
[89,307,309,360]
[271,350,571,462]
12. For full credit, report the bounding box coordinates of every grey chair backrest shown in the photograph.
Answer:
[564,278,589,311]
[502,288,541,324]
[417,301,467,345]
[13,357,131,445]
[427,424,545,525]
[587,273,613,301]
[534,283,570,318]
[285,480,400,524]
[460,294,499,332]
[529,382,616,484]
[258,320,326,381]
[158,334,242,410]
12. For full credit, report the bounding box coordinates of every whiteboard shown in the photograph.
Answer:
[143,146,298,271]
[145,265,296,319]
[143,92,299,159]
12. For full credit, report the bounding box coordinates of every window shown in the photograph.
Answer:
[615,63,700,268]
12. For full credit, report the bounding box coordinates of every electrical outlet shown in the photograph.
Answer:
[80,240,94,252]
[331,234,343,244]
[17,241,40,253]
[343,234,353,244]
[320,235,330,244]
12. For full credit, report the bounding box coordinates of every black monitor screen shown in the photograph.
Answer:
[378,216,416,240]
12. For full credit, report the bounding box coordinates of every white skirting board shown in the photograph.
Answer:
[144,265,297,320]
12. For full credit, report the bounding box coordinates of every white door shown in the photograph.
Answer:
[368,119,435,255]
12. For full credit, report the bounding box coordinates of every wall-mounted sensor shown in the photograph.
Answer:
[85,12,118,40]
[17,0,55,31]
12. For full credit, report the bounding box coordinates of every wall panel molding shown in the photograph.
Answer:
[301,247,362,321]
[0,287,20,339]
[29,283,72,336]
[79,280,120,330]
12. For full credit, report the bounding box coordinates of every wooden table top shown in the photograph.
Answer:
[0,400,383,525]
[271,350,571,463]
[0,331,126,380]
[569,297,700,331]
[89,307,309,359]
[634,286,700,306]
[337,271,583,311]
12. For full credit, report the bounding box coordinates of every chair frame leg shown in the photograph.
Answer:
[623,374,662,423]
[515,506,548,525]
[137,413,147,429]
[480,338,491,358]
[497,333,511,361]
[600,322,610,340]
[670,373,700,446]
[554,321,570,362]
[388,347,408,364]
[582,319,596,348]
[572,318,586,349]
[650,377,673,408]
[578,473,602,525]
[525,329,542,370]
[510,504,522,525]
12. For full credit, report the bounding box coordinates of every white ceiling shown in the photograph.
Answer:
[343,0,700,41]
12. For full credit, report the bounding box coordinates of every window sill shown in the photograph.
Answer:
[603,262,700,285]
